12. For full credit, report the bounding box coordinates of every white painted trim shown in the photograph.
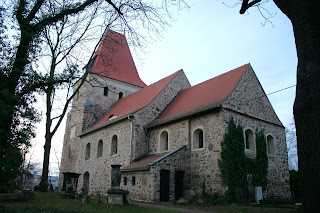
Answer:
[244,127,256,152]
[158,129,170,153]
[191,127,205,151]
[266,134,276,156]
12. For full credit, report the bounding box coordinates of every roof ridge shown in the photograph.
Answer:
[147,64,250,127]
[218,63,250,104]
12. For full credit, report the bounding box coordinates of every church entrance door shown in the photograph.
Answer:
[175,170,184,200]
[160,169,170,201]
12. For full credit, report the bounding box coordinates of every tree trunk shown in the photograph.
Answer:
[291,1,320,212]
[39,89,53,192]
[39,56,56,191]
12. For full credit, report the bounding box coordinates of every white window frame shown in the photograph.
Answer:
[266,134,276,156]
[159,130,169,152]
[192,127,205,151]
[244,128,256,152]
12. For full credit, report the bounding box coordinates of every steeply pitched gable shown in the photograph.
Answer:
[222,64,283,126]
[88,30,146,88]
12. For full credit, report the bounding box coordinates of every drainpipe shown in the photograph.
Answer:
[144,127,150,154]
[128,114,134,161]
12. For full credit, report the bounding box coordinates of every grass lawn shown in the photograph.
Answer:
[158,202,301,213]
[0,192,173,213]
[0,192,301,213]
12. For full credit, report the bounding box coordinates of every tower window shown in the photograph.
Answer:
[111,135,118,155]
[132,176,136,185]
[119,92,123,99]
[85,143,91,160]
[97,140,103,158]
[104,87,109,96]
[123,177,127,185]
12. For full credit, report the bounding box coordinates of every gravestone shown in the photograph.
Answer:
[255,186,263,203]
[111,165,121,189]
[108,165,128,205]
[247,173,255,202]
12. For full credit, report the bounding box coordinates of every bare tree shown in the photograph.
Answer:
[36,1,101,192]
[0,0,187,191]
[286,120,298,170]
[237,0,320,211]
[31,0,187,192]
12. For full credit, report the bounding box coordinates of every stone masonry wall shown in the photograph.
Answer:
[59,73,142,190]
[224,109,290,198]
[148,110,227,198]
[132,70,191,158]
[81,73,142,131]
[188,110,227,197]
[76,120,133,195]
[222,65,283,126]
[120,171,155,202]
[151,147,189,202]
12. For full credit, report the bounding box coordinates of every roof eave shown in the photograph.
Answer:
[121,167,150,173]
[147,104,222,129]
[80,113,135,136]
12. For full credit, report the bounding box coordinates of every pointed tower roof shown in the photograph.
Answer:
[87,30,146,88]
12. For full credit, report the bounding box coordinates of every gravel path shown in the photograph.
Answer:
[133,202,214,213]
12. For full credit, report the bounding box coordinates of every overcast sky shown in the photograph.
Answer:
[29,0,297,174]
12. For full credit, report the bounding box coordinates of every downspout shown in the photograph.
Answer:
[144,127,150,154]
[128,114,134,162]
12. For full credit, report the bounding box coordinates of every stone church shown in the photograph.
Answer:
[59,30,290,202]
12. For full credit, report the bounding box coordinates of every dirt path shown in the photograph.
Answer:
[134,202,214,213]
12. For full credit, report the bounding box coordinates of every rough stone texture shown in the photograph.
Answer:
[221,64,290,198]
[132,70,191,158]
[76,120,132,195]
[223,110,290,198]
[59,72,142,191]
[151,146,189,202]
[148,110,227,199]
[222,65,283,126]
[121,172,155,202]
[108,194,123,205]
[59,65,290,201]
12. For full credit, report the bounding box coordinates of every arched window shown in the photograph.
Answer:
[193,129,204,150]
[85,143,91,160]
[111,135,118,156]
[104,87,109,96]
[244,129,255,151]
[83,172,89,193]
[159,131,169,152]
[119,92,123,99]
[267,135,275,155]
[97,140,103,158]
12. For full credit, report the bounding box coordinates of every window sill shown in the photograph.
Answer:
[192,147,205,151]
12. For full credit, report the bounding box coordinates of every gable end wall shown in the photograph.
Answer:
[222,66,283,126]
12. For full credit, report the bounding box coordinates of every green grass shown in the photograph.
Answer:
[155,201,301,213]
[0,192,301,213]
[0,192,173,213]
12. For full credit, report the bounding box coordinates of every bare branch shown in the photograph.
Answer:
[240,0,262,14]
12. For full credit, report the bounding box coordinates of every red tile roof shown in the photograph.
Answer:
[86,70,182,132]
[150,64,250,125]
[88,30,146,88]
[121,153,166,172]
